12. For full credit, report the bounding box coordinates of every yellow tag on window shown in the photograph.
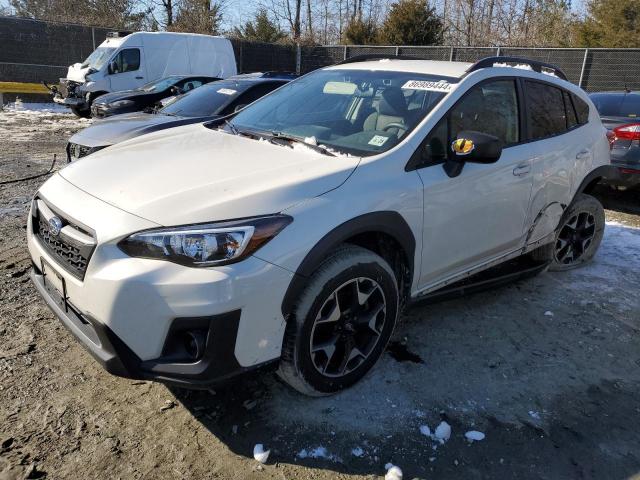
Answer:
[451,138,475,155]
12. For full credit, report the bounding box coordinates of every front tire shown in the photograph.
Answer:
[278,245,399,396]
[70,106,91,118]
[534,193,605,271]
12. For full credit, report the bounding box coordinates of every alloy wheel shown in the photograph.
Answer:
[555,211,596,265]
[309,277,387,378]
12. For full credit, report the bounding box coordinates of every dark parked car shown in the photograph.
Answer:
[590,90,640,188]
[67,73,295,161]
[90,75,218,118]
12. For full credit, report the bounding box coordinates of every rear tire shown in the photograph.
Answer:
[534,193,605,271]
[278,245,399,396]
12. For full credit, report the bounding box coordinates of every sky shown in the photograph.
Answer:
[0,0,588,33]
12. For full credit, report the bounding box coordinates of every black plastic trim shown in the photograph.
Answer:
[280,211,416,318]
[465,56,568,81]
[575,164,619,196]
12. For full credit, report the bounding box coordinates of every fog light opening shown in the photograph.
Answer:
[183,330,206,361]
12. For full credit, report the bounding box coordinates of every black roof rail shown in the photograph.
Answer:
[336,54,425,65]
[466,56,568,81]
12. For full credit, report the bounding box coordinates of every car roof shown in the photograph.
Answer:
[327,59,473,78]
[590,91,639,96]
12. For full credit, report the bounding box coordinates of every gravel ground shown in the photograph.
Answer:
[1,106,640,480]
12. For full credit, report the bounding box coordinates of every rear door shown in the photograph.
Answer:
[523,81,594,244]
[412,78,535,288]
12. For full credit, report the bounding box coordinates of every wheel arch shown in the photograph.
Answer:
[280,211,416,318]
[574,164,618,198]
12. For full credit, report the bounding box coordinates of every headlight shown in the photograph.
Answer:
[118,215,292,267]
[109,99,135,108]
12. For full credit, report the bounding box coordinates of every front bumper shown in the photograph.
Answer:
[27,175,294,386]
[30,266,276,386]
[53,95,86,107]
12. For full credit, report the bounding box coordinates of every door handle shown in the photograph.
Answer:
[135,76,144,79]
[576,149,590,159]
[513,164,531,176]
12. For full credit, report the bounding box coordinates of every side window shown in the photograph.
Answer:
[179,79,203,92]
[572,93,590,124]
[111,48,140,74]
[420,79,519,167]
[450,79,519,145]
[526,81,566,139]
[224,83,282,115]
[563,91,578,129]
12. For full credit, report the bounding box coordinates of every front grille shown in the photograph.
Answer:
[33,201,95,280]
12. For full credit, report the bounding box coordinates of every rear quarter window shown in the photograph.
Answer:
[572,93,589,124]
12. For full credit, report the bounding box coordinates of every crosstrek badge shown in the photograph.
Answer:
[451,138,475,155]
[402,79,452,92]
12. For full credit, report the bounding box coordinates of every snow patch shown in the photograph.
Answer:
[297,446,341,462]
[253,444,270,463]
[385,464,403,480]
[434,421,452,443]
[465,430,486,442]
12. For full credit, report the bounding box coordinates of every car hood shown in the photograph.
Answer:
[69,112,202,147]
[94,90,148,105]
[59,124,360,226]
[66,63,91,83]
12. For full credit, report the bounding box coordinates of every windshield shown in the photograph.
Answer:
[590,93,640,119]
[140,76,183,92]
[81,47,115,70]
[161,81,242,117]
[229,68,454,156]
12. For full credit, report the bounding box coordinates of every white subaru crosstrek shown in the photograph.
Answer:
[28,56,614,395]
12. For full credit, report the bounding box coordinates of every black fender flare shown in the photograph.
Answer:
[280,211,416,318]
[574,164,618,199]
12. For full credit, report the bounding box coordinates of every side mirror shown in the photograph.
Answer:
[108,61,117,74]
[443,130,503,178]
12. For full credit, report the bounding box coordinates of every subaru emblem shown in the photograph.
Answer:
[49,217,63,236]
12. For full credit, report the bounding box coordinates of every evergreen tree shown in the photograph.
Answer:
[232,9,286,43]
[343,18,378,44]
[379,0,444,46]
[576,0,640,47]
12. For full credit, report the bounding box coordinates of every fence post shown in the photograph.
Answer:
[296,43,301,75]
[496,46,501,57]
[343,45,348,60]
[91,27,95,50]
[395,46,399,56]
[449,46,454,61]
[578,48,589,88]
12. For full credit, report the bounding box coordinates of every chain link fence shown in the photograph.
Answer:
[2,17,639,93]
[298,45,640,92]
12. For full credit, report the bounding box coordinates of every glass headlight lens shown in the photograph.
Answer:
[118,215,292,267]
[110,99,135,108]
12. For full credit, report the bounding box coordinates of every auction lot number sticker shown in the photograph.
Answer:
[402,80,452,92]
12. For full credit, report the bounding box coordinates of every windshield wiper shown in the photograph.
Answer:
[224,119,240,135]
[266,132,336,157]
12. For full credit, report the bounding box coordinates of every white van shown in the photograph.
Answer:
[48,31,237,117]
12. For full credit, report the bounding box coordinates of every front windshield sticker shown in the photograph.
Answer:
[217,88,237,95]
[402,80,452,92]
[368,135,389,147]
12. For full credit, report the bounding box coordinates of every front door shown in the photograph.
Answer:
[413,78,535,289]
[108,48,146,92]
